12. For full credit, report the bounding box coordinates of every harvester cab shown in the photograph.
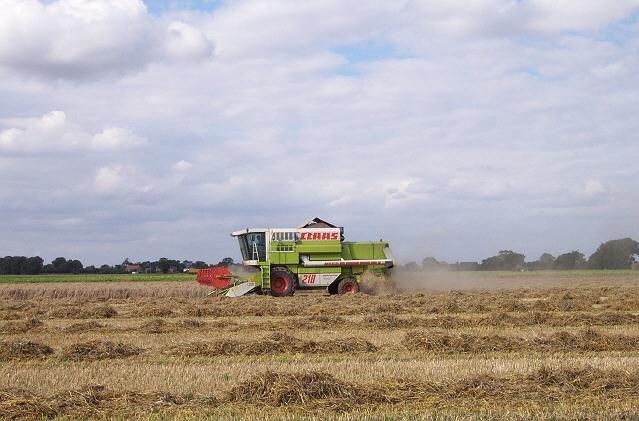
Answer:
[197,218,394,297]
[236,230,267,263]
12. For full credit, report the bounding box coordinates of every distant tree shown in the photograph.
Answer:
[218,257,234,267]
[553,251,587,270]
[10,256,26,274]
[157,258,183,273]
[147,261,159,273]
[1,257,11,274]
[139,261,152,273]
[0,257,10,274]
[528,253,555,270]
[539,253,555,268]
[68,259,83,274]
[45,257,83,274]
[51,257,69,273]
[422,257,448,270]
[192,261,208,269]
[422,257,439,268]
[157,258,171,273]
[403,261,420,271]
[0,256,42,274]
[588,238,639,269]
[83,265,98,274]
[99,264,116,274]
[23,256,44,275]
[481,250,525,271]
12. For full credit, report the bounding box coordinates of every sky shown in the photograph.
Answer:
[1,0,639,266]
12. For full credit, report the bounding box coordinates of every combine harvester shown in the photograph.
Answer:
[197,218,394,297]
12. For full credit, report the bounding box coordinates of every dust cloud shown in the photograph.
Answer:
[228,264,260,280]
[360,267,602,294]
[388,269,489,292]
[361,268,488,294]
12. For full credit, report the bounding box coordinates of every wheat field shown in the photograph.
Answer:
[2,271,639,419]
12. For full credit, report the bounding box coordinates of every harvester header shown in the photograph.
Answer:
[197,217,394,297]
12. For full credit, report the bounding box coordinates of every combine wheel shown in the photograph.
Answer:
[337,278,359,294]
[270,267,296,297]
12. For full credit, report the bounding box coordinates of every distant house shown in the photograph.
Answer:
[125,264,142,273]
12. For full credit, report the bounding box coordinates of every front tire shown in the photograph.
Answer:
[270,267,296,297]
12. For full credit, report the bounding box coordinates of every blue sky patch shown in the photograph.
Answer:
[144,0,223,14]
[332,41,404,64]
[332,41,409,75]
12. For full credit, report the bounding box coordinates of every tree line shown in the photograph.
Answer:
[2,237,638,275]
[405,237,639,271]
[0,256,235,275]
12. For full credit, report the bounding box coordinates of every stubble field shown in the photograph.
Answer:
[2,271,639,419]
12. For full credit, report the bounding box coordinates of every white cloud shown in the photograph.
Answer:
[202,1,397,58]
[0,111,147,153]
[0,0,213,78]
[173,160,193,172]
[39,110,67,129]
[0,128,24,149]
[165,21,214,61]
[582,179,608,196]
[93,165,124,193]
[92,164,154,196]
[1,0,636,80]
[526,0,639,32]
[91,127,147,151]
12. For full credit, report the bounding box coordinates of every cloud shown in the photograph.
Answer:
[1,1,639,265]
[581,179,608,196]
[165,21,215,61]
[1,1,636,80]
[392,0,639,40]
[91,127,147,151]
[0,111,147,153]
[0,0,214,79]
[201,1,396,58]
[94,165,125,193]
[93,164,157,196]
[525,0,639,32]
[173,160,193,172]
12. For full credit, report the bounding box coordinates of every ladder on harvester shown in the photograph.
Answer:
[261,265,270,292]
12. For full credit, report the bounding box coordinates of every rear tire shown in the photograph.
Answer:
[337,278,359,294]
[270,267,296,297]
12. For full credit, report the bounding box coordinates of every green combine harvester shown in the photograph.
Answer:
[197,217,394,297]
